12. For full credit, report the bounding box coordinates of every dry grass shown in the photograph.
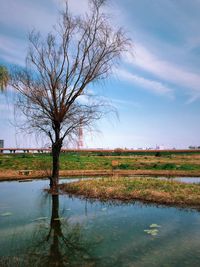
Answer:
[1,169,200,181]
[60,177,200,208]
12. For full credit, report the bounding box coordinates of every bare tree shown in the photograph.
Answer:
[11,0,130,190]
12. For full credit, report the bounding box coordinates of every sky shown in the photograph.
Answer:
[0,0,200,149]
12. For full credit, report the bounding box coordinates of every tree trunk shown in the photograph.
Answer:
[50,139,62,190]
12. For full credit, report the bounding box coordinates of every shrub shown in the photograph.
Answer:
[118,163,130,170]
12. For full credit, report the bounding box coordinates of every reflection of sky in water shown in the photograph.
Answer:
[158,177,200,184]
[173,177,200,184]
[0,179,200,266]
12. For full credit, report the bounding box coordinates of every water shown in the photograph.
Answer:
[158,176,200,184]
[171,177,200,184]
[1,179,200,267]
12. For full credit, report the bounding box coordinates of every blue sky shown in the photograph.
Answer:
[0,0,200,149]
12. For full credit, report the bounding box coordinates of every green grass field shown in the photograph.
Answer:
[0,151,200,172]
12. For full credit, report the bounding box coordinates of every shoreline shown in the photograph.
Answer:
[0,169,200,181]
[2,169,200,209]
[60,177,200,209]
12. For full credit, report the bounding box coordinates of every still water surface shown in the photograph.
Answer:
[0,178,200,267]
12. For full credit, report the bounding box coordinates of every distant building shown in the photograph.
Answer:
[188,146,200,150]
[0,140,4,148]
[156,145,165,150]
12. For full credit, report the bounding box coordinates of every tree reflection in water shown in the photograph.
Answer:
[29,194,97,267]
[1,195,97,267]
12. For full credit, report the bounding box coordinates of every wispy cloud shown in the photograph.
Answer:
[0,35,26,65]
[125,43,200,102]
[111,98,142,108]
[116,68,174,99]
[0,0,58,66]
[0,0,56,34]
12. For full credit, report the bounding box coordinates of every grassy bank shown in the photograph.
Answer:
[60,177,200,208]
[1,151,200,172]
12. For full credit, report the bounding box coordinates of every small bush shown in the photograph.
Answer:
[118,163,130,170]
[160,163,177,170]
[152,164,158,169]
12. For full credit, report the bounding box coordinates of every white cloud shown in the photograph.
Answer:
[116,68,174,99]
[111,98,142,108]
[125,43,200,101]
[0,0,58,66]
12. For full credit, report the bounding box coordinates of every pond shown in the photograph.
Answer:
[1,178,200,267]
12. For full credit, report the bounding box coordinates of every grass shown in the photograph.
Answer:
[60,177,200,208]
[0,151,200,172]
